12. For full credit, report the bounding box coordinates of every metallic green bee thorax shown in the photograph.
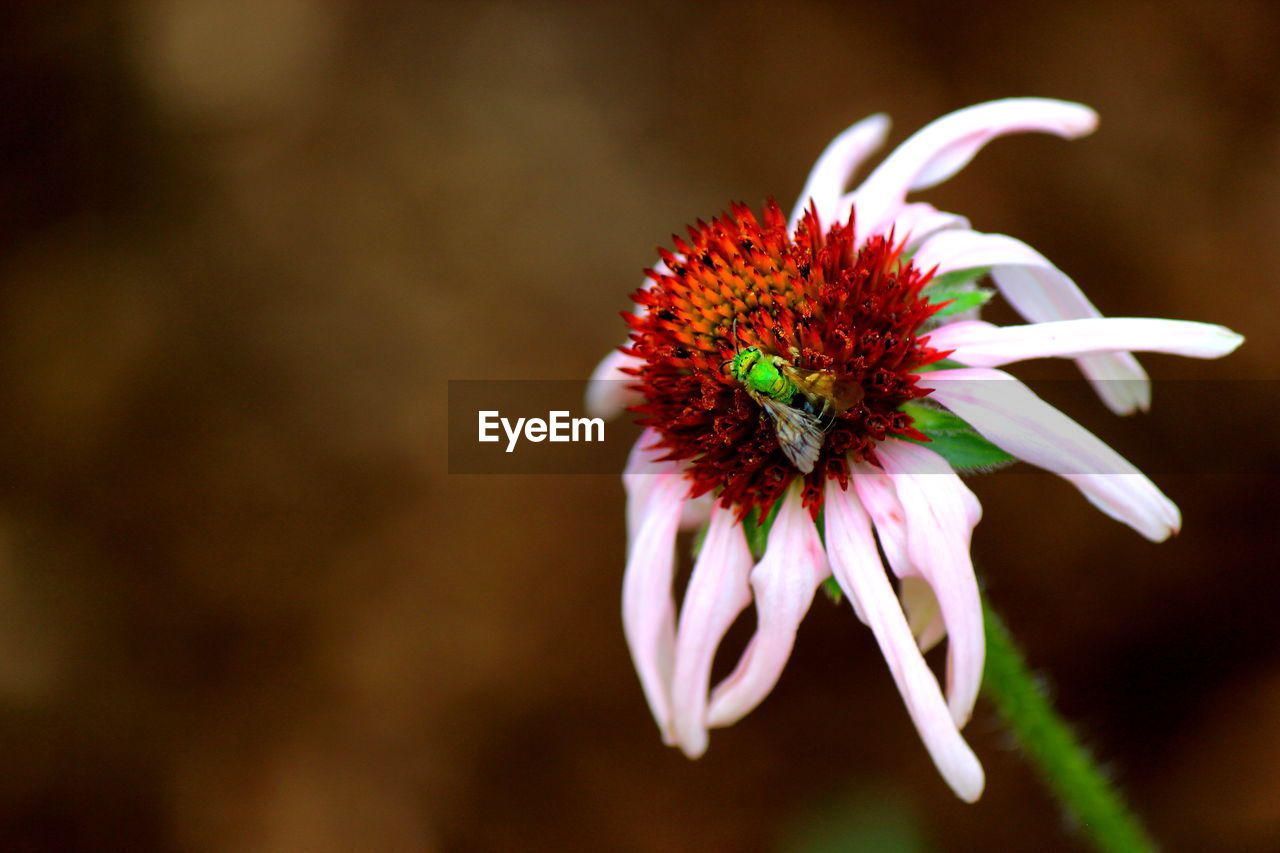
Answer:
[728,347,796,403]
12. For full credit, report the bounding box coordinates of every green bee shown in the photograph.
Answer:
[724,344,863,474]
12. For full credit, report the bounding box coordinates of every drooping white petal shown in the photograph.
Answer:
[621,435,689,742]
[841,98,1097,244]
[900,576,946,653]
[844,466,947,645]
[707,489,829,728]
[928,318,1245,368]
[887,202,971,252]
[913,228,1150,414]
[669,505,754,758]
[849,465,943,646]
[824,480,985,803]
[850,463,915,579]
[920,368,1181,540]
[847,468,948,649]
[679,493,713,531]
[1075,350,1151,416]
[788,113,892,231]
[587,348,643,420]
[875,440,985,727]
[622,429,672,546]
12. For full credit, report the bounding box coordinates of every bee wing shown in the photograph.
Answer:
[778,363,864,414]
[758,395,826,474]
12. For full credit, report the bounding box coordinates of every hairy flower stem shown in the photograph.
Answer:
[981,600,1157,853]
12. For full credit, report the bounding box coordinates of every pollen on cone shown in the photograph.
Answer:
[624,199,947,519]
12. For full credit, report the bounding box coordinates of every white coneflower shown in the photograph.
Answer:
[588,98,1243,802]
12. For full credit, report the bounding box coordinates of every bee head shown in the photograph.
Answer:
[724,346,761,381]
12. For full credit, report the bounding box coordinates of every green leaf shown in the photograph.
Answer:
[901,402,1017,472]
[742,499,783,561]
[924,265,991,291]
[912,357,968,373]
[908,430,1016,471]
[820,576,844,604]
[690,520,710,560]
[899,403,971,433]
[928,287,994,318]
[922,266,994,320]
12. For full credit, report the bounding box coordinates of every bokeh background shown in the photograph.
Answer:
[2,1,1278,851]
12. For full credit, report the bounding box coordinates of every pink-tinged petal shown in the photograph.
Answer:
[621,442,688,743]
[914,229,1150,414]
[707,489,829,727]
[788,113,892,231]
[587,348,643,420]
[843,99,1097,243]
[921,368,1181,541]
[886,202,971,252]
[842,469,947,648]
[621,502,680,741]
[850,462,963,650]
[876,440,984,727]
[824,480,985,802]
[928,318,1243,368]
[900,576,946,653]
[623,429,675,545]
[669,505,754,758]
[1076,351,1151,417]
[679,493,713,531]
[850,462,915,579]
[622,430,707,539]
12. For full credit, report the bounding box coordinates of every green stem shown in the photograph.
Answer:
[982,599,1158,853]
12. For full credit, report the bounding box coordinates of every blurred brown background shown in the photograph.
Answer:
[1,1,1277,851]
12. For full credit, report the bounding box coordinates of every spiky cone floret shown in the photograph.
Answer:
[625,199,947,520]
[593,98,1244,802]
